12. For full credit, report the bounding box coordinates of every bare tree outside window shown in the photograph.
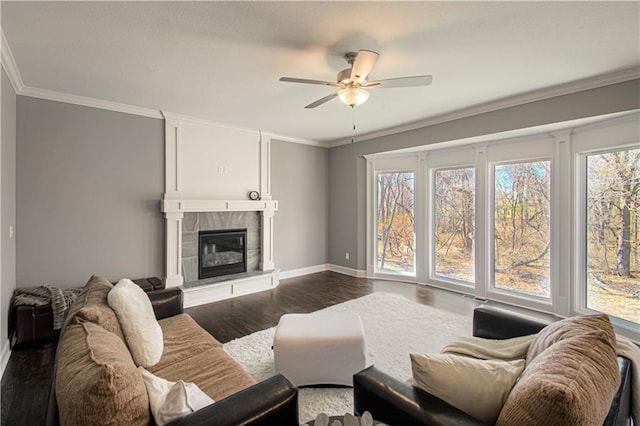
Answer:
[494,161,551,297]
[434,168,475,282]
[587,149,639,325]
[377,172,415,273]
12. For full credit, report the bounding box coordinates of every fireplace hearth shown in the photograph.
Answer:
[198,229,247,280]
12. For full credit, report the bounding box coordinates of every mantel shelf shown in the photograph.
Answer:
[161,198,278,214]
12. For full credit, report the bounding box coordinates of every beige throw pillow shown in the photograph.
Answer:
[410,353,525,424]
[497,314,620,426]
[108,278,164,367]
[64,274,125,341]
[56,322,151,425]
[139,367,215,425]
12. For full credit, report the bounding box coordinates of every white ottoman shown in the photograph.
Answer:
[273,313,367,386]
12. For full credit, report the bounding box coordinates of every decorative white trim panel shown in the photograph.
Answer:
[182,270,280,308]
[161,114,280,293]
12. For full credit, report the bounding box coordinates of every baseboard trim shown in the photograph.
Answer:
[279,264,328,280]
[1,340,12,378]
[327,264,367,278]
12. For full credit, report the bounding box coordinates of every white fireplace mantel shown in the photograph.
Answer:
[160,112,280,301]
[161,199,278,214]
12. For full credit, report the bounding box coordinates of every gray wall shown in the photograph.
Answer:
[271,140,328,272]
[328,79,640,271]
[2,69,17,351]
[14,98,330,287]
[16,97,164,287]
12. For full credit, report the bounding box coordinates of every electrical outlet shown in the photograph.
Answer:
[9,225,15,239]
[345,252,350,260]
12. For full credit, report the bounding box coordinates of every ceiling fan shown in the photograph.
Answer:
[279,50,432,109]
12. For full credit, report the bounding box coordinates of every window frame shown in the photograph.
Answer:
[428,164,477,289]
[487,157,554,304]
[574,143,640,335]
[366,155,419,281]
[374,169,417,277]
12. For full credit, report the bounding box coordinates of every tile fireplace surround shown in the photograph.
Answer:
[182,211,261,283]
[160,112,280,307]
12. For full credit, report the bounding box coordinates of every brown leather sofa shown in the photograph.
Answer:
[353,305,633,426]
[45,276,299,426]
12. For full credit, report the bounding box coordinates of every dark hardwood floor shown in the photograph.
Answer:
[0,271,484,425]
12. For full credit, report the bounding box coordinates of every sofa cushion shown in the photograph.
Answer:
[108,278,163,367]
[410,353,525,423]
[56,321,151,426]
[150,347,256,401]
[497,314,620,426]
[147,313,254,401]
[150,313,222,371]
[64,275,125,341]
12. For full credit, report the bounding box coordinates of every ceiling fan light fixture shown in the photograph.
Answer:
[338,87,370,107]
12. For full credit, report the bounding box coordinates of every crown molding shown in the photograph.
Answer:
[19,86,163,119]
[327,67,640,148]
[1,29,25,93]
[161,111,324,146]
[161,111,257,134]
[261,130,327,147]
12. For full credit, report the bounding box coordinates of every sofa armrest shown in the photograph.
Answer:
[473,305,552,339]
[165,374,298,426]
[353,366,486,426]
[148,288,183,320]
[604,356,632,426]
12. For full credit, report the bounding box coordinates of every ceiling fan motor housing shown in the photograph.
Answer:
[337,68,354,84]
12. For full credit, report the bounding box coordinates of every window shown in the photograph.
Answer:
[586,148,639,325]
[376,172,415,274]
[365,113,638,339]
[433,167,475,283]
[493,160,551,298]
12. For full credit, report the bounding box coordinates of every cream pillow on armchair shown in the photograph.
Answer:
[410,352,525,424]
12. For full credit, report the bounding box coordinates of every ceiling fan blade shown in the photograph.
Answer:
[305,93,338,109]
[367,75,433,89]
[279,77,341,87]
[350,50,379,84]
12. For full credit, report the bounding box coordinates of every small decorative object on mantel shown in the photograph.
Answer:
[304,411,383,426]
[248,190,261,200]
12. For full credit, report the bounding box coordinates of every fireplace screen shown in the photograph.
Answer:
[198,229,247,279]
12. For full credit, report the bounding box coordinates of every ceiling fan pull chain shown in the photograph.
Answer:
[351,106,356,143]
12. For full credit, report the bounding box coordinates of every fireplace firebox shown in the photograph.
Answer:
[198,229,247,280]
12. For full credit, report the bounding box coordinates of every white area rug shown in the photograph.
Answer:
[223,292,472,423]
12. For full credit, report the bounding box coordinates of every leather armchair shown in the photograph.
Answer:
[353,305,632,426]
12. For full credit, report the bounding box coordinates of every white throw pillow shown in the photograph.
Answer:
[139,367,215,425]
[108,278,163,367]
[410,353,525,424]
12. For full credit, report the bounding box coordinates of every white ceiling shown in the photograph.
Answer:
[2,1,639,144]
